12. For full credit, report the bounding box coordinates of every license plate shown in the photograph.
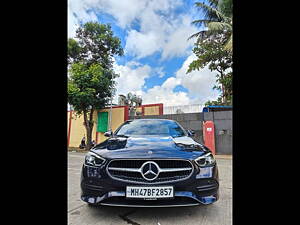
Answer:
[126,186,174,199]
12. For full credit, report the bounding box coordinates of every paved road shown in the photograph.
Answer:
[68,152,232,225]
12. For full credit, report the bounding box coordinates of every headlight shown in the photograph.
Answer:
[84,152,106,166]
[195,152,216,167]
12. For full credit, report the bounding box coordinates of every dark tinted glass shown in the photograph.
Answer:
[115,120,186,137]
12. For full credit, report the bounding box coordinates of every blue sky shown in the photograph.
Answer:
[68,0,220,106]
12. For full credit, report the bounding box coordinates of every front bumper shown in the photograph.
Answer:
[80,163,219,207]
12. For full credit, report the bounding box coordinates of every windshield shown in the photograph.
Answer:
[115,120,187,138]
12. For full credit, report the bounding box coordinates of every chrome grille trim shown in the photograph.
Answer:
[160,167,192,172]
[106,159,194,184]
[107,167,192,173]
[108,167,141,173]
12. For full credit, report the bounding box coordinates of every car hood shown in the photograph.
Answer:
[91,135,210,160]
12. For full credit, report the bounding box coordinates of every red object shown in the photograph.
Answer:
[124,105,129,121]
[141,106,145,116]
[203,121,216,155]
[158,104,163,115]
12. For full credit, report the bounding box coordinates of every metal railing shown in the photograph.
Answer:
[163,104,205,115]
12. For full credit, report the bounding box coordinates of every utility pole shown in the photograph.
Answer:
[109,94,113,132]
[108,74,114,136]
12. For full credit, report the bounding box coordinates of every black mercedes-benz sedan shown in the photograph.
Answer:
[80,119,219,207]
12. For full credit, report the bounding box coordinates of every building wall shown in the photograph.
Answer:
[68,112,97,148]
[96,104,162,143]
[135,104,163,117]
[96,106,127,143]
[67,111,70,134]
[67,103,163,148]
[67,111,71,146]
[68,111,87,148]
[203,111,232,155]
[144,105,160,115]
[67,107,128,148]
[135,107,142,114]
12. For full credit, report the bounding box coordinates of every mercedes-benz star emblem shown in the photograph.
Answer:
[141,161,160,181]
[148,150,153,154]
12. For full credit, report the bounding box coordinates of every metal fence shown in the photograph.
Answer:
[163,104,205,115]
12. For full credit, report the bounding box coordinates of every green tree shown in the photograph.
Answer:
[204,97,223,106]
[187,34,232,105]
[204,72,232,106]
[187,0,232,105]
[67,22,123,150]
[68,22,124,67]
[189,0,232,51]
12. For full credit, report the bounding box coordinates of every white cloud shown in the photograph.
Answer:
[68,0,181,31]
[175,54,220,104]
[111,53,220,107]
[125,30,161,58]
[68,0,99,37]
[126,61,142,68]
[90,0,147,28]
[124,12,197,60]
[68,6,79,38]
[113,61,151,102]
[160,16,198,60]
[154,67,165,78]
[68,0,198,60]
[68,0,221,107]
[141,86,191,107]
[138,54,220,106]
[161,77,180,90]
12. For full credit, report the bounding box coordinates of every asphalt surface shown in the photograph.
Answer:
[68,152,232,225]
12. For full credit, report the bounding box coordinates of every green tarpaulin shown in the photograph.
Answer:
[97,112,108,132]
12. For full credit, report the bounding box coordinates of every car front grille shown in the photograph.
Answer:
[106,159,194,184]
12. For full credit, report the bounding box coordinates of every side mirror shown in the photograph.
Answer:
[104,130,113,137]
[187,129,195,137]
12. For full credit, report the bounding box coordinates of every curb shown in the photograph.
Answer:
[215,155,232,159]
[68,148,88,153]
